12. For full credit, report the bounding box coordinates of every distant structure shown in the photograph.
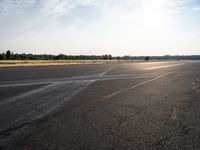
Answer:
[145,56,150,61]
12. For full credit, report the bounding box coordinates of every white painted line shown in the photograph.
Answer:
[0,73,155,88]
[70,71,177,110]
[0,83,58,106]
[144,63,184,70]
[98,66,116,77]
[8,81,95,126]
[105,72,175,98]
[0,81,54,88]
[98,75,156,81]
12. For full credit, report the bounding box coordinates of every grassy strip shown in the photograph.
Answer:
[0,60,169,68]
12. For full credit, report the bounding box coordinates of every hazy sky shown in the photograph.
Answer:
[0,0,200,56]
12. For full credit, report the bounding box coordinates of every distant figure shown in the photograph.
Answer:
[145,56,150,61]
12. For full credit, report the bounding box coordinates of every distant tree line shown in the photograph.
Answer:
[115,55,200,60]
[0,50,200,60]
[0,50,113,60]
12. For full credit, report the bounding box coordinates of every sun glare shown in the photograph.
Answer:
[133,0,174,42]
[141,0,170,31]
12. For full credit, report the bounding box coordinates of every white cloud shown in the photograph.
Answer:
[0,0,200,55]
[193,5,200,10]
[0,0,35,15]
[40,0,102,18]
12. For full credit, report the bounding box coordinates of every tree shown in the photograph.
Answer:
[12,54,20,60]
[103,54,111,60]
[116,56,120,60]
[6,50,11,60]
[108,55,112,60]
[0,54,6,60]
[145,56,150,61]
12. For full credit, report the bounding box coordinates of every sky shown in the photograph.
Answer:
[0,0,200,56]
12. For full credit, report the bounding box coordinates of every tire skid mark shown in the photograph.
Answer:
[0,65,136,136]
[0,80,95,134]
[70,71,177,111]
[0,69,175,136]
[0,83,58,106]
[0,73,156,88]
[0,67,116,88]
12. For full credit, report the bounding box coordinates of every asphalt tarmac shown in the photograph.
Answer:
[0,61,199,150]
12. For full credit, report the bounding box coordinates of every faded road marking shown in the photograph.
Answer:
[0,72,157,88]
[105,72,175,98]
[98,66,116,77]
[0,83,59,106]
[0,81,55,88]
[144,63,184,70]
[70,72,177,111]
[0,80,95,133]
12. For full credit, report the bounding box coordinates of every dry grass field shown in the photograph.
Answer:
[0,60,152,68]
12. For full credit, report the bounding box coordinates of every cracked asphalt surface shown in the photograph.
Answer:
[0,61,200,150]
